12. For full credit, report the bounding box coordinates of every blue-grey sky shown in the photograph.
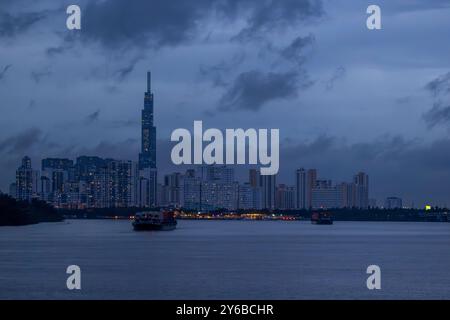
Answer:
[1,0,450,207]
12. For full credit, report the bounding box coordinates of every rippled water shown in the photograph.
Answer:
[1,219,450,299]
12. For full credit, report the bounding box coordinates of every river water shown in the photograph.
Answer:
[1,219,449,299]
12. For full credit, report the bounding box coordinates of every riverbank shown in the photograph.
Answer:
[0,195,64,226]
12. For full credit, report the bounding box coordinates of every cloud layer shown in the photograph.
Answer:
[0,1,450,207]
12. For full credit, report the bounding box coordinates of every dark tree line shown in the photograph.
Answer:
[0,194,64,226]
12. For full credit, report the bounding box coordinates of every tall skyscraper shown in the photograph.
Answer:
[138,168,158,207]
[74,156,107,208]
[249,169,260,188]
[261,173,276,210]
[138,72,157,207]
[337,182,355,208]
[107,160,136,208]
[183,169,202,210]
[15,156,39,201]
[41,158,75,206]
[139,71,157,170]
[354,172,369,209]
[164,172,184,207]
[306,169,317,209]
[295,168,306,209]
[87,160,138,208]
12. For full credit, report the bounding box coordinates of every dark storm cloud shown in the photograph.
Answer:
[217,70,301,112]
[46,33,80,57]
[423,72,450,128]
[423,102,450,128]
[81,0,214,49]
[115,56,143,81]
[77,0,323,49]
[232,0,323,42]
[85,110,100,124]
[0,128,42,155]
[199,52,246,87]
[279,34,315,66]
[205,32,316,113]
[325,66,346,90]
[0,64,12,80]
[0,11,47,38]
[46,46,65,57]
[425,72,450,97]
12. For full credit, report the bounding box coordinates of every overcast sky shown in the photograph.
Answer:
[1,0,450,207]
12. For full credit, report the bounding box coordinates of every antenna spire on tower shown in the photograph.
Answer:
[147,71,151,93]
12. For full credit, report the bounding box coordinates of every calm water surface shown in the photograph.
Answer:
[1,219,450,299]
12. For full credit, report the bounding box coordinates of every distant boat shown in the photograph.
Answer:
[311,212,333,225]
[133,211,177,231]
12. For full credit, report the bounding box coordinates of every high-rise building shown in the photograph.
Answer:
[139,72,157,170]
[238,183,262,210]
[276,184,295,210]
[295,168,306,209]
[311,180,341,209]
[86,160,138,208]
[75,156,105,182]
[74,156,107,207]
[157,183,168,207]
[92,166,109,208]
[249,169,260,188]
[107,160,136,208]
[354,172,369,209]
[41,158,76,207]
[163,172,184,207]
[183,169,202,210]
[137,72,157,207]
[200,166,237,210]
[15,156,39,201]
[337,182,355,208]
[260,173,276,210]
[138,168,157,207]
[306,169,317,209]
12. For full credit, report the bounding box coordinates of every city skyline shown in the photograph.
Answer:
[1,1,450,207]
[8,72,374,211]
[2,71,423,209]
[6,68,373,212]
[11,153,375,211]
